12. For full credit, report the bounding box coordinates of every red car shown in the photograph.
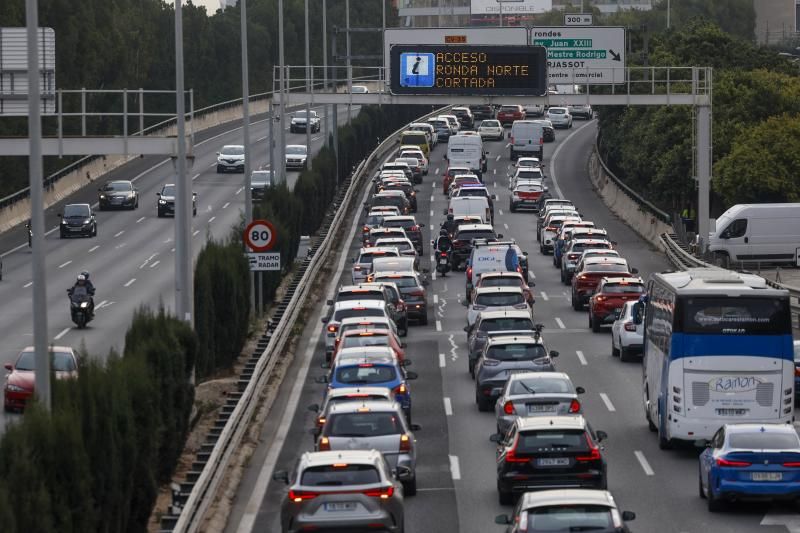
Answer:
[588,277,645,332]
[442,165,472,194]
[496,104,525,126]
[571,257,637,311]
[4,346,78,412]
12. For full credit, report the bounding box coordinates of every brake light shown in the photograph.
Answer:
[467,267,473,281]
[576,434,601,461]
[545,226,555,232]
[568,253,579,260]
[400,434,412,452]
[594,296,606,302]
[577,275,588,281]
[317,416,326,426]
[289,489,318,502]
[353,266,361,271]
[362,225,369,232]
[410,225,419,231]
[327,325,337,333]
[394,383,407,395]
[358,363,374,368]
[503,401,514,415]
[569,399,581,413]
[782,461,800,467]
[318,437,331,451]
[504,436,529,463]
[716,457,751,467]
[624,322,637,332]
[363,485,395,499]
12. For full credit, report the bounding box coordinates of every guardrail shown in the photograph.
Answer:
[660,232,800,329]
[168,104,449,532]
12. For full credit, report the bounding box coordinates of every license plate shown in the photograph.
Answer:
[528,404,556,413]
[717,408,748,416]
[324,502,356,512]
[537,457,569,467]
[439,258,449,265]
[752,472,782,481]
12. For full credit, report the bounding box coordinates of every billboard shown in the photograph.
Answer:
[0,27,56,116]
[470,0,552,26]
[389,45,548,96]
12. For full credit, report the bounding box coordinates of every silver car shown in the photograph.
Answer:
[285,144,308,169]
[316,400,420,495]
[216,144,245,173]
[351,246,400,284]
[494,371,585,435]
[611,300,644,362]
[307,386,394,441]
[545,106,573,129]
[321,300,393,358]
[273,449,405,533]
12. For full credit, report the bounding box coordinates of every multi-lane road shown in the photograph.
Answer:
[224,117,800,533]
[0,104,358,429]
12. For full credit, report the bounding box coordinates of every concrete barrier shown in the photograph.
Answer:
[588,149,672,248]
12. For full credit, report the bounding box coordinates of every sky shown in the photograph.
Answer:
[164,0,225,15]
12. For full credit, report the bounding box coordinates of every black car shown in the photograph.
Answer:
[157,183,197,218]
[491,415,608,505]
[469,104,494,120]
[250,170,273,201]
[59,203,97,238]
[98,180,139,210]
[452,107,474,129]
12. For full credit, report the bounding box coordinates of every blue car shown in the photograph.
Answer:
[794,340,800,405]
[699,423,800,511]
[317,347,417,419]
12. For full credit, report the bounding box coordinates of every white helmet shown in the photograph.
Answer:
[77,274,86,282]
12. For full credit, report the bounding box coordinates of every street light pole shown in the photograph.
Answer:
[26,0,51,412]
[278,0,287,185]
[241,0,255,314]
[174,0,192,327]
[346,0,352,123]
[323,0,329,142]
[305,0,312,169]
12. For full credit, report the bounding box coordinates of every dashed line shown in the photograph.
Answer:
[223,202,230,209]
[236,186,244,195]
[58,260,72,269]
[94,299,108,310]
[209,216,216,223]
[54,327,70,341]
[503,223,509,230]
[495,155,501,161]
[191,173,200,181]
[555,317,566,329]
[634,451,655,476]
[599,393,616,412]
[443,397,453,416]
[493,181,497,188]
[493,168,497,175]
[136,216,145,223]
[439,353,446,368]
[23,281,33,288]
[540,291,549,301]
[576,350,588,366]
[114,230,125,237]
[89,245,100,252]
[449,455,461,480]
[436,320,442,332]
[193,230,200,237]
[434,167,440,174]
[171,247,176,252]
[312,135,322,141]
[124,278,136,287]
[430,194,435,202]
[498,209,504,216]
[433,295,439,304]
[505,142,511,148]
[431,270,437,281]
[256,135,267,142]
[150,260,160,268]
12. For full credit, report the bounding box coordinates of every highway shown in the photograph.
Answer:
[224,117,800,533]
[0,105,357,428]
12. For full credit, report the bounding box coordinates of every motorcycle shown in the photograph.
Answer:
[68,289,94,329]
[26,223,32,247]
[436,249,451,276]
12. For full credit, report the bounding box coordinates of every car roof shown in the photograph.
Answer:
[476,309,532,320]
[508,371,571,383]
[724,423,800,436]
[358,246,400,256]
[374,238,413,245]
[20,345,73,353]
[487,334,542,345]
[516,414,587,431]
[222,144,244,148]
[479,272,524,279]
[585,256,628,265]
[474,286,524,295]
[335,352,397,366]
[457,224,494,232]
[338,285,384,294]
[519,489,616,510]
[286,144,307,149]
[373,270,418,279]
[382,215,417,223]
[333,300,386,310]
[339,316,393,327]
[327,400,403,414]
[326,386,393,399]
[301,449,384,468]
[601,277,643,285]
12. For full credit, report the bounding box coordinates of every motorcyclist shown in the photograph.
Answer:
[435,228,453,252]
[68,274,95,317]
[25,219,31,247]
[440,213,457,238]
[80,271,96,295]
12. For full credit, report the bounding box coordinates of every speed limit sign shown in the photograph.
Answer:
[244,220,278,252]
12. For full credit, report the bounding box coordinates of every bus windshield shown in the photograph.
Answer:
[678,296,791,335]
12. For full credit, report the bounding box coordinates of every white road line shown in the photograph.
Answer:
[443,397,453,416]
[495,155,501,161]
[208,162,216,168]
[449,455,461,480]
[434,167,440,174]
[540,291,549,301]
[54,327,71,341]
[193,229,200,237]
[549,120,595,199]
[223,202,230,209]
[23,281,33,288]
[431,270,437,281]
[150,260,160,268]
[498,209,504,216]
[236,186,244,195]
[576,350,588,366]
[124,278,136,287]
[599,393,616,412]
[171,247,175,252]
[256,135,267,142]
[191,173,201,181]
[503,223,509,230]
[493,181,497,188]
[208,216,216,223]
[312,135,322,141]
[430,209,434,217]
[430,194,435,202]
[439,353,446,368]
[58,260,72,269]
[505,142,511,148]
[433,294,439,304]
[94,300,108,310]
[634,451,655,476]
[555,317,566,329]
[136,216,145,223]
[89,245,100,252]
[436,320,442,332]
[493,168,496,175]
[114,230,124,237]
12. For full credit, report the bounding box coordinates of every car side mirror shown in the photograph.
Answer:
[320,362,330,369]
[307,403,320,412]
[489,433,503,443]
[57,213,62,218]
[497,234,504,239]
[507,132,511,139]
[442,209,448,216]
[405,371,418,380]
[523,251,529,256]
[326,299,334,306]
[320,317,329,324]
[156,192,161,197]
[400,342,407,349]
[422,268,430,274]
[216,152,220,155]
[350,257,356,263]
[549,350,559,358]
[495,514,512,525]
[596,430,608,442]
[272,470,290,484]
[315,375,329,384]
[576,386,586,394]
[4,363,12,371]
[621,511,636,522]
[492,195,498,201]
[395,465,413,479]
[419,223,425,228]
[631,268,639,275]
[463,326,470,332]
[410,423,422,431]
[632,302,644,325]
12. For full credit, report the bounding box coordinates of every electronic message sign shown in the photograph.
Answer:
[389,45,547,96]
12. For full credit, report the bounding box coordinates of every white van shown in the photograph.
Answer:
[447,196,491,224]
[465,241,520,300]
[509,121,544,161]
[446,134,487,177]
[708,203,800,265]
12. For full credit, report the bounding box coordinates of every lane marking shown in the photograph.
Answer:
[431,270,436,281]
[540,291,549,301]
[136,216,145,223]
[150,260,160,268]
[124,278,136,287]
[495,154,501,161]
[430,194,435,202]
[599,393,616,412]
[503,223,508,230]
[439,353,446,368]
[549,119,595,199]
[223,202,230,209]
[555,317,566,329]
[433,294,439,304]
[54,327,70,341]
[58,260,72,269]
[208,161,217,168]
[449,455,461,480]
[434,167,440,174]
[23,281,33,288]
[634,450,655,476]
[576,350,588,366]
[94,299,108,310]
[435,320,442,332]
[208,216,216,223]
[256,135,267,142]
[236,186,244,195]
[493,181,497,188]
[89,245,100,252]
[193,229,201,237]
[430,209,434,217]
[191,173,201,181]
[443,397,453,416]
[114,230,124,237]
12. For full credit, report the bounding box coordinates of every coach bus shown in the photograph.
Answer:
[638,268,794,449]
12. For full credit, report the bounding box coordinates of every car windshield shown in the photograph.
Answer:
[286,146,307,155]
[376,276,417,288]
[518,429,588,451]
[364,215,385,226]
[377,241,412,253]
[221,146,244,155]
[511,377,571,395]
[549,109,566,115]
[475,293,524,307]
[486,344,546,361]
[480,318,533,332]
[516,170,543,180]
[402,134,426,144]
[383,220,415,230]
[301,464,380,486]
[525,505,615,532]
[480,277,522,288]
[602,283,645,294]
[334,308,384,321]
[481,120,500,127]
[728,431,800,450]
[103,182,131,192]
[335,365,397,384]
[342,334,390,349]
[457,230,496,241]
[328,412,403,437]
[16,351,75,372]
[294,111,315,119]
[161,185,176,196]
[251,171,272,184]
[336,292,383,302]
[64,205,90,217]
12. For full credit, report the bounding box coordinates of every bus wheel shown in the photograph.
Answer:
[657,411,672,450]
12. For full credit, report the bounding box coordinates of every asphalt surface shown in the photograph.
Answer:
[225,117,800,533]
[0,104,359,429]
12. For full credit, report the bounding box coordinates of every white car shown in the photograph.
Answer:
[289,110,321,133]
[515,157,542,170]
[467,286,529,328]
[523,103,545,117]
[546,107,573,129]
[285,144,308,170]
[477,119,504,141]
[438,114,460,134]
[611,300,644,362]
[350,85,369,93]
[399,147,429,174]
[216,145,245,173]
[568,103,593,119]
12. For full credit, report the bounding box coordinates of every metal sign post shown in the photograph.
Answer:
[241,0,255,314]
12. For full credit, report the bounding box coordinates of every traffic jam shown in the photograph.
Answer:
[270,105,800,533]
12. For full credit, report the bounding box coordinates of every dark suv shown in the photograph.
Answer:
[157,183,197,218]
[59,203,97,238]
